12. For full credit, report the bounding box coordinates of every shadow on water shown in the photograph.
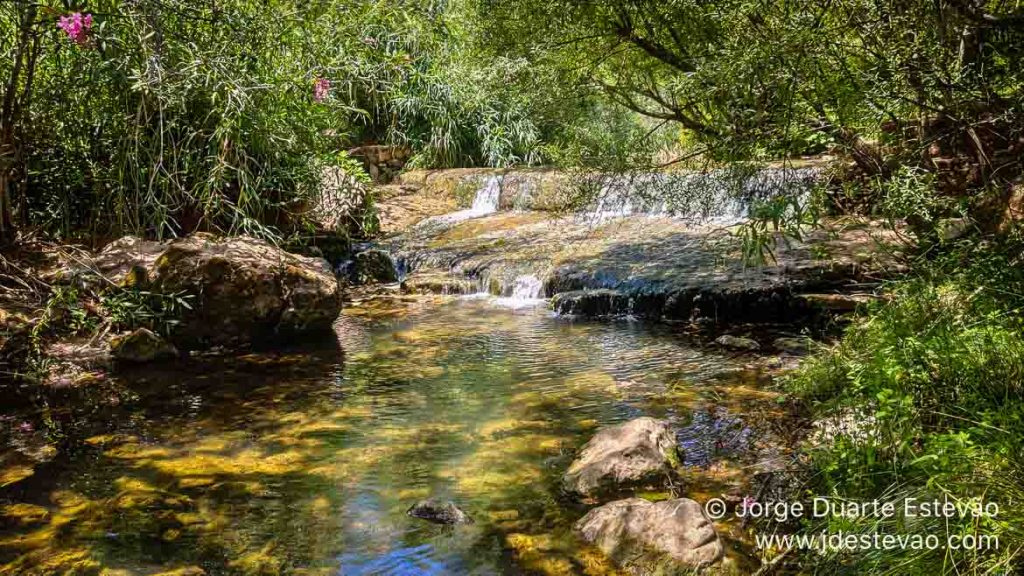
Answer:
[0,297,784,574]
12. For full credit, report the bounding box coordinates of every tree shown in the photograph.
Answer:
[469,0,1024,188]
[0,3,42,244]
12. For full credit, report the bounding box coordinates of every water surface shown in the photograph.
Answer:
[0,296,781,574]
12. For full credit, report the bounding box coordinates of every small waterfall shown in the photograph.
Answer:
[577,167,820,225]
[511,274,544,300]
[494,274,545,308]
[461,273,546,308]
[470,176,501,213]
[424,176,502,226]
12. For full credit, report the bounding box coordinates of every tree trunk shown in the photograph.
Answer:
[0,3,38,245]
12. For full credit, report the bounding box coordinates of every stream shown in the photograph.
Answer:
[0,295,785,574]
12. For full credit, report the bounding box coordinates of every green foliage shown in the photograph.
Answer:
[100,288,194,336]
[28,285,95,351]
[26,283,193,354]
[787,237,1024,573]
[737,183,826,265]
[4,1,357,240]
[877,166,967,238]
[542,106,681,171]
[0,0,559,243]
[468,1,1024,198]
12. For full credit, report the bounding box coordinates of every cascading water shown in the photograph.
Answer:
[579,167,820,225]
[494,274,546,308]
[429,175,502,225]
[393,166,824,310]
[462,272,546,308]
[470,176,501,213]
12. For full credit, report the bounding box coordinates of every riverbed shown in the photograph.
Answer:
[0,294,786,574]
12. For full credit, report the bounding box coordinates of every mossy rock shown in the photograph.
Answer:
[109,328,178,363]
[95,234,341,351]
[352,249,398,284]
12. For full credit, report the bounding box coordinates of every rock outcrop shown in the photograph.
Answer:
[563,417,681,498]
[575,497,724,572]
[386,200,904,326]
[352,249,398,284]
[89,234,341,350]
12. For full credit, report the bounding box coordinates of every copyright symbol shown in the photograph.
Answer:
[704,498,727,520]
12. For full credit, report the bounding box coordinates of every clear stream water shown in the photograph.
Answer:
[0,294,783,575]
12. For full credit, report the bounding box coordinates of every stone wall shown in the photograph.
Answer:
[348,145,412,183]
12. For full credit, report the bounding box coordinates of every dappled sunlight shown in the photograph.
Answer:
[0,297,781,573]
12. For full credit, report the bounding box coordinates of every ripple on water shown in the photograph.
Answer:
[0,297,778,574]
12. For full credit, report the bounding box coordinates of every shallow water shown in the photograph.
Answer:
[0,296,782,575]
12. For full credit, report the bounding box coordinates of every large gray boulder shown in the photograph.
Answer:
[92,234,341,350]
[575,498,724,573]
[563,417,681,498]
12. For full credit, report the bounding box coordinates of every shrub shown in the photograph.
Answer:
[787,236,1024,574]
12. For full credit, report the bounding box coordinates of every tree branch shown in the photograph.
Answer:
[611,6,696,73]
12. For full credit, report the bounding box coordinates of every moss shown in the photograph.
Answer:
[665,445,683,470]
[227,543,282,575]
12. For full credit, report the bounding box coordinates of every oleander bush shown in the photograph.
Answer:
[0,0,558,243]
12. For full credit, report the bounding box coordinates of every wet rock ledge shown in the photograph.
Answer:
[386,209,901,325]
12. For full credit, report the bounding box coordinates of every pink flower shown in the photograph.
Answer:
[313,77,331,103]
[57,12,93,45]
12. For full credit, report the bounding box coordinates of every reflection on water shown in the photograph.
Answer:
[0,297,782,574]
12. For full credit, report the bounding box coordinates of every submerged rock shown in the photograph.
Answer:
[352,249,398,284]
[563,417,681,498]
[109,328,178,362]
[401,271,475,295]
[714,334,760,351]
[407,499,474,525]
[773,336,811,354]
[575,497,724,572]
